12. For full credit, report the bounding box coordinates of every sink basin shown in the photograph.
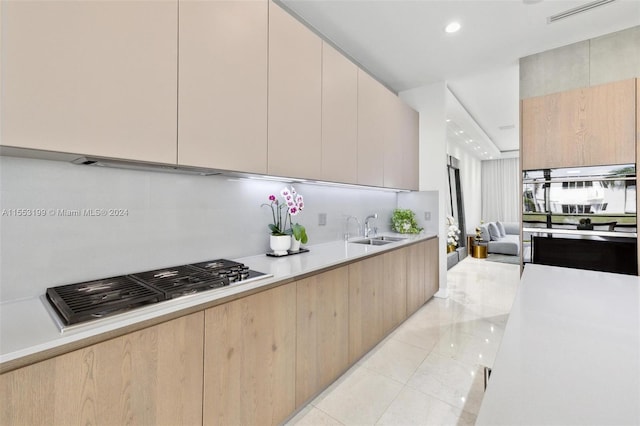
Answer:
[349,238,393,246]
[374,236,407,242]
[349,236,407,245]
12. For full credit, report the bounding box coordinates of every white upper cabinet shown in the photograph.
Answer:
[1,0,178,164]
[178,0,268,174]
[321,42,358,184]
[268,1,322,180]
[357,70,387,187]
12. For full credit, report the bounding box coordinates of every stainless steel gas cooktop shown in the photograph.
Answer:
[44,259,271,329]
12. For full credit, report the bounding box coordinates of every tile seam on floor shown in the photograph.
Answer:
[402,379,481,419]
[312,405,347,426]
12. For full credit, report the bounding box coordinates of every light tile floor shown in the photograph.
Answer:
[287,256,520,426]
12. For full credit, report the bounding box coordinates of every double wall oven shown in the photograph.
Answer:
[523,164,637,275]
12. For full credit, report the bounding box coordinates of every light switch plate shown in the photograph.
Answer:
[424,211,431,221]
[318,213,327,226]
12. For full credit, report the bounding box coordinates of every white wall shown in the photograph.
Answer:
[400,82,448,297]
[447,144,483,235]
[0,156,397,301]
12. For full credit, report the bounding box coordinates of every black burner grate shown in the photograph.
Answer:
[130,265,229,299]
[46,276,164,325]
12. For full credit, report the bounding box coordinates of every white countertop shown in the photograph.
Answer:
[0,232,435,371]
[476,264,640,426]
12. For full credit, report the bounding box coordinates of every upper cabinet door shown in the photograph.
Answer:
[1,0,178,164]
[321,42,358,184]
[178,0,268,174]
[268,2,322,180]
[384,95,419,190]
[522,79,636,170]
[357,70,387,187]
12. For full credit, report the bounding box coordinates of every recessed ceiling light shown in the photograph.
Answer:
[446,119,451,122]
[445,21,461,33]
[459,130,464,134]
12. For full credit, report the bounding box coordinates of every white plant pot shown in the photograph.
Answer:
[270,235,291,256]
[290,237,301,252]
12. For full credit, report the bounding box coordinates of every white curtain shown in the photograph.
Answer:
[481,158,519,222]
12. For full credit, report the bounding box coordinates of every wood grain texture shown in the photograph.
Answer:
[0,313,204,426]
[268,2,322,179]
[178,0,268,174]
[425,238,440,299]
[321,42,358,184]
[295,267,350,406]
[357,70,387,187]
[348,255,385,363]
[383,249,408,333]
[522,79,636,170]
[1,0,177,163]
[203,283,296,426]
[406,241,426,315]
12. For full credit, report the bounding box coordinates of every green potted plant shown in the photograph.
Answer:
[391,209,423,234]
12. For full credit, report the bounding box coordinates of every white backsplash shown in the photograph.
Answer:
[0,156,399,301]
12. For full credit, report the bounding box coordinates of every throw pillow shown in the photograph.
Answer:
[480,224,491,242]
[496,221,506,237]
[488,223,501,241]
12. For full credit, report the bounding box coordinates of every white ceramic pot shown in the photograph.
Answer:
[290,237,301,252]
[270,235,291,256]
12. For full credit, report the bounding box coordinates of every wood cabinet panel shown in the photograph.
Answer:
[0,313,204,426]
[203,283,296,426]
[406,241,426,315]
[348,255,385,363]
[357,70,387,187]
[522,79,636,170]
[401,102,420,191]
[296,266,350,406]
[425,238,440,300]
[268,2,322,179]
[385,96,419,190]
[321,42,358,184]
[178,0,268,174]
[383,249,408,332]
[1,0,177,163]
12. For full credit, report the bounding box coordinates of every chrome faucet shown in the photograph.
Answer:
[364,213,378,238]
[345,216,362,240]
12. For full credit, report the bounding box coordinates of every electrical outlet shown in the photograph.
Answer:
[318,213,327,226]
[424,211,431,221]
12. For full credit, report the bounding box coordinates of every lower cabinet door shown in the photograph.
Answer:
[296,266,350,406]
[203,283,296,425]
[0,313,204,426]
[348,255,385,363]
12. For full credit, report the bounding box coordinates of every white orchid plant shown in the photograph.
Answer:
[262,186,308,243]
[446,216,461,247]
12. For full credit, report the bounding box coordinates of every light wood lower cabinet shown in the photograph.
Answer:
[348,255,385,363]
[203,283,296,426]
[1,240,439,425]
[406,240,427,315]
[0,313,204,426]
[425,238,440,299]
[296,266,350,406]
[383,249,408,333]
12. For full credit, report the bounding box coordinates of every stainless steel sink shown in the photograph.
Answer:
[349,238,392,246]
[349,236,407,245]
[374,236,407,242]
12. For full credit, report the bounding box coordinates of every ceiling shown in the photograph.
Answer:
[280,0,640,156]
